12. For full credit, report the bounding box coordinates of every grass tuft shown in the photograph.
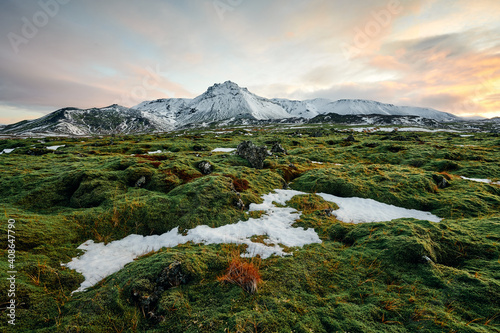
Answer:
[218,252,262,294]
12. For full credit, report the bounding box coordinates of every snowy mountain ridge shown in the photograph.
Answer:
[0,105,163,136]
[1,81,464,136]
[135,81,460,125]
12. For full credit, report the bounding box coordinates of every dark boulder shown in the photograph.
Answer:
[135,176,147,187]
[156,261,186,289]
[197,161,213,175]
[236,141,270,169]
[131,261,188,322]
[193,144,208,152]
[344,135,357,142]
[322,208,335,217]
[433,174,450,189]
[234,198,245,210]
[271,142,287,154]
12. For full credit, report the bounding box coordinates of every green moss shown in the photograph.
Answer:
[0,128,499,332]
[290,164,500,218]
[34,217,500,332]
[286,194,339,214]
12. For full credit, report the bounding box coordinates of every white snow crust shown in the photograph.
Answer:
[64,189,441,293]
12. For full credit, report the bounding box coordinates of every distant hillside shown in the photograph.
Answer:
[0,105,163,136]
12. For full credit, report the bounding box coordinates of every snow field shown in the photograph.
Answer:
[65,189,441,292]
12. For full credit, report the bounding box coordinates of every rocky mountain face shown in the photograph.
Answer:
[1,81,465,136]
[0,105,169,136]
[178,113,442,130]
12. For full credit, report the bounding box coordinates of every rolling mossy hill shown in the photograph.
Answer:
[0,125,499,332]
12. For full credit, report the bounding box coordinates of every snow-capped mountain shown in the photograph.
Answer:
[271,98,332,118]
[272,98,459,122]
[0,105,164,136]
[134,81,290,126]
[1,81,465,136]
[137,81,459,124]
[134,98,191,130]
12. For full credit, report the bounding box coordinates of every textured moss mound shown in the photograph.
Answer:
[286,193,339,214]
[291,164,500,218]
[37,218,500,332]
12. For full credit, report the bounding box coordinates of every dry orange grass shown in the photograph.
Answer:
[217,255,262,294]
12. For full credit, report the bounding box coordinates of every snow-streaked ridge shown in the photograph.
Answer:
[136,81,290,126]
[136,82,460,124]
[2,81,462,136]
[273,98,459,122]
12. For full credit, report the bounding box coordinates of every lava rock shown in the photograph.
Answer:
[198,161,213,175]
[131,261,187,323]
[156,261,186,289]
[433,174,450,189]
[234,198,245,210]
[236,141,270,169]
[322,208,335,217]
[364,142,379,148]
[192,144,207,151]
[135,176,146,187]
[271,142,287,154]
[27,148,50,156]
[344,135,357,142]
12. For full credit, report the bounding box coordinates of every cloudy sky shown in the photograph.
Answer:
[1,0,499,124]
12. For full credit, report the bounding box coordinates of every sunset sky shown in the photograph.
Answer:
[1,0,499,124]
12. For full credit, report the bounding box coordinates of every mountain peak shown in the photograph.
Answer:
[219,80,240,88]
[204,81,247,95]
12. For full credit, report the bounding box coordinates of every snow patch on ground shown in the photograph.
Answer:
[212,147,236,152]
[0,148,16,155]
[349,127,460,133]
[316,193,442,223]
[148,150,163,155]
[64,189,441,293]
[460,176,499,185]
[46,145,65,150]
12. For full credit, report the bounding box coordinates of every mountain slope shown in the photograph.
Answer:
[135,81,290,126]
[272,98,460,122]
[134,98,192,130]
[0,105,162,136]
[180,81,290,124]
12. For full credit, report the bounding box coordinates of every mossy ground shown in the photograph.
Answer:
[0,126,499,332]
